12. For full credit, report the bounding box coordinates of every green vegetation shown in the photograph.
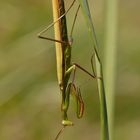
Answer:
[0,0,140,140]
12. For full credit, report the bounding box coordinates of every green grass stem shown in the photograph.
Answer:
[78,0,110,140]
[103,0,118,139]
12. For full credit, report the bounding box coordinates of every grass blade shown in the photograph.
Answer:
[103,0,118,139]
[78,0,100,61]
[78,0,110,140]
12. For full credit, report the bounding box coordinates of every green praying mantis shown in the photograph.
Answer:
[38,0,98,129]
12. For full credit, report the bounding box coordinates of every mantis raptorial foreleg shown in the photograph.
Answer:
[55,82,84,140]
[61,82,84,126]
[61,62,97,126]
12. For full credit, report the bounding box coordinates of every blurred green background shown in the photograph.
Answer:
[0,0,140,140]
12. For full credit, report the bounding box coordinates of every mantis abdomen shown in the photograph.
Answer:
[52,0,69,87]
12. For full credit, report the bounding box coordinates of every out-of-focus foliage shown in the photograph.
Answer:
[0,0,140,140]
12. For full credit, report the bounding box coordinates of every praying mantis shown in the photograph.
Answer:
[38,0,97,127]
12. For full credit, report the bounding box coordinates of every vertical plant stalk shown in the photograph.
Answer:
[104,0,118,139]
[78,0,109,140]
[95,55,109,140]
